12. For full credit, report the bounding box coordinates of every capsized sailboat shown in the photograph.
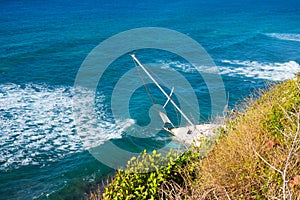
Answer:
[130,54,221,146]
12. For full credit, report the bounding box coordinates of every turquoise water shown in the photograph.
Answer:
[1,0,300,199]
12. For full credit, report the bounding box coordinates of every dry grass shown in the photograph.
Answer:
[88,175,114,200]
[162,78,300,199]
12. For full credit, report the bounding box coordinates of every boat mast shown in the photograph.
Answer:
[130,54,194,127]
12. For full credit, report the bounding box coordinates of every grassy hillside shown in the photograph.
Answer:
[90,76,300,200]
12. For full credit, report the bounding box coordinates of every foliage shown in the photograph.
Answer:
[101,149,201,200]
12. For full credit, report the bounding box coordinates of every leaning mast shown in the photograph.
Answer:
[130,54,194,127]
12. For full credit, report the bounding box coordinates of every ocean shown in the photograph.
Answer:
[1,0,300,199]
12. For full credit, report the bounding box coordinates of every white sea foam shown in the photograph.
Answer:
[0,83,133,170]
[158,60,300,81]
[265,33,300,42]
[220,60,300,81]
[159,60,218,74]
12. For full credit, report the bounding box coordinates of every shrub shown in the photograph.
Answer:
[102,149,201,200]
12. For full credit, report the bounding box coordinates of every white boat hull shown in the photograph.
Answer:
[168,124,220,146]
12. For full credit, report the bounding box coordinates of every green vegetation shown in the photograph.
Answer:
[89,148,202,200]
[90,76,300,199]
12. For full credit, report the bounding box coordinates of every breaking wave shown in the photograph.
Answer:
[265,33,300,42]
[158,60,300,81]
[220,60,300,81]
[0,83,133,170]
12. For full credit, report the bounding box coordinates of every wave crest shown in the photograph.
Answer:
[220,60,300,81]
[265,33,300,42]
[158,59,300,81]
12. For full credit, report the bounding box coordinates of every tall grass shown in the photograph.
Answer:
[90,77,300,199]
[163,77,300,199]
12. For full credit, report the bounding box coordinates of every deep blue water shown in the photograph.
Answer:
[1,0,300,199]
